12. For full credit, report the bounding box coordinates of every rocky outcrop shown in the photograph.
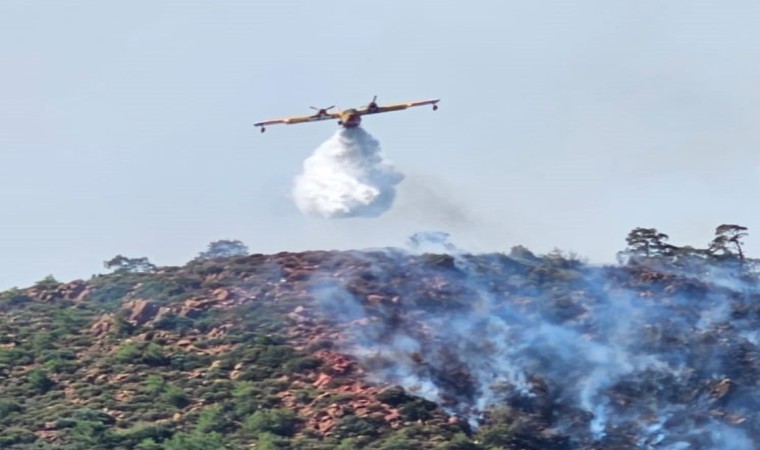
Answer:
[90,314,114,336]
[122,299,160,326]
[8,248,760,449]
[27,279,89,302]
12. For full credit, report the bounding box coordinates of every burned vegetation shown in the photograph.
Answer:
[1,227,760,449]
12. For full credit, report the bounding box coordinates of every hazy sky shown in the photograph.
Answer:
[3,0,760,289]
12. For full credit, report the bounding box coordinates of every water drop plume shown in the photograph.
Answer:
[292,127,403,218]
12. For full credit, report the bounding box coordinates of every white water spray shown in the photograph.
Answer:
[292,127,403,218]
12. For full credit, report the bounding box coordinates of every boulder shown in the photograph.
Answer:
[123,299,160,326]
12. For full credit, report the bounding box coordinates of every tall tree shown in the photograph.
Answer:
[708,224,748,261]
[104,255,156,273]
[623,227,674,259]
[196,240,249,260]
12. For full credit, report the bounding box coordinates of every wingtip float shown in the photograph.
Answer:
[253,96,440,133]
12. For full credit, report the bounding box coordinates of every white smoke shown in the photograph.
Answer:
[292,127,404,218]
[307,233,760,447]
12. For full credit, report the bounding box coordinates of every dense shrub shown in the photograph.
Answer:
[376,432,419,450]
[72,408,117,425]
[334,415,384,438]
[437,433,483,449]
[115,342,142,363]
[153,313,195,333]
[0,399,23,419]
[195,405,234,435]
[28,368,55,393]
[284,356,322,372]
[34,275,61,290]
[116,423,173,446]
[88,281,134,306]
[243,408,300,437]
[399,398,438,421]
[0,348,33,366]
[161,384,190,408]
[376,386,413,406]
[0,427,37,446]
[0,288,31,310]
[143,343,169,366]
[162,431,232,450]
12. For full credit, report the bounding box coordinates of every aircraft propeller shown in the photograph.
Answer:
[366,95,379,110]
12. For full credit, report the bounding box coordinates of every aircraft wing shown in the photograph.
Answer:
[254,112,340,129]
[253,118,288,128]
[360,99,440,115]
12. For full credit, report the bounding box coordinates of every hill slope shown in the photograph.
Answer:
[1,248,760,449]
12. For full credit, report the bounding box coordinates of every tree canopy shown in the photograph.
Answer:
[195,240,249,260]
[708,224,748,261]
[619,227,674,263]
[104,255,156,273]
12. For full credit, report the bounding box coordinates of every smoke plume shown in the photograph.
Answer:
[292,127,403,218]
[308,233,760,448]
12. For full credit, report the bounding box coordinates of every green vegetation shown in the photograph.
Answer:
[243,408,300,437]
[195,239,250,261]
[0,226,753,449]
[104,255,157,273]
[620,223,752,267]
[0,250,477,449]
[27,368,55,393]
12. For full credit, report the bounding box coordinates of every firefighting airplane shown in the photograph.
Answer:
[253,96,439,133]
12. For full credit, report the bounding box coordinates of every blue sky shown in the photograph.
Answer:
[2,0,760,289]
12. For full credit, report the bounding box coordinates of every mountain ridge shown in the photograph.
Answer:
[2,243,759,449]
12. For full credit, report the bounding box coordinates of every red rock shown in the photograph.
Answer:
[367,294,388,303]
[710,378,735,400]
[317,418,335,433]
[384,411,401,422]
[176,338,194,347]
[314,373,332,388]
[212,288,231,301]
[123,299,159,326]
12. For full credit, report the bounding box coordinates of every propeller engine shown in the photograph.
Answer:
[310,105,335,116]
[366,95,379,111]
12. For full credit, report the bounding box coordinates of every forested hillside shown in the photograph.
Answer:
[1,227,759,449]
